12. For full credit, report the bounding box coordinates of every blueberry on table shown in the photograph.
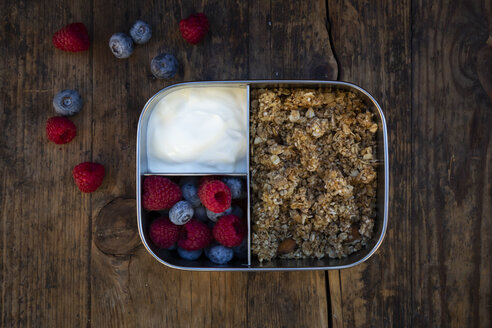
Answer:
[151,53,178,79]
[53,89,83,116]
[130,20,152,44]
[109,33,134,58]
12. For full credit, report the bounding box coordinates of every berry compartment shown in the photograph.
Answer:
[139,174,250,269]
[137,81,388,271]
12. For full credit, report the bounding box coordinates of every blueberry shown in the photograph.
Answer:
[177,247,202,260]
[109,33,134,58]
[205,244,234,264]
[130,20,152,44]
[194,205,208,222]
[230,205,244,219]
[222,177,243,199]
[181,184,201,207]
[53,89,83,116]
[179,176,200,187]
[169,201,194,225]
[233,238,248,260]
[206,207,232,222]
[151,53,178,79]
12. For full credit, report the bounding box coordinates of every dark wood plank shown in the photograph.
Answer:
[328,0,492,327]
[89,0,250,327]
[327,0,413,327]
[245,1,336,327]
[0,1,93,327]
[411,1,492,327]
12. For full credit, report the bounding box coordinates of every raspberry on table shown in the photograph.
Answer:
[205,244,234,265]
[177,219,212,251]
[221,177,243,199]
[109,33,134,59]
[130,20,152,44]
[181,183,201,207]
[149,217,180,249]
[72,162,105,193]
[179,13,209,45]
[169,201,194,225]
[206,207,232,222]
[151,53,178,79]
[198,180,231,213]
[53,89,83,116]
[213,214,246,247]
[142,176,181,211]
[46,116,76,144]
[177,247,202,261]
[52,22,90,52]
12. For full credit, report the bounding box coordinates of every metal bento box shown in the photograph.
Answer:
[136,80,388,271]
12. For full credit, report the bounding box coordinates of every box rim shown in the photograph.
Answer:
[136,80,389,271]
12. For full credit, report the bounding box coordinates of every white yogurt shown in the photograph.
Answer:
[146,86,248,173]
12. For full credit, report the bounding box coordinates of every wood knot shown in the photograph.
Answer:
[94,198,140,256]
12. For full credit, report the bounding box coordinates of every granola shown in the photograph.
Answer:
[250,88,378,262]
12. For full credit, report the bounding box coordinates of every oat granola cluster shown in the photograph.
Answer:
[250,88,378,262]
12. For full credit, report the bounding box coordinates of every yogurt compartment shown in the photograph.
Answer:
[146,86,248,173]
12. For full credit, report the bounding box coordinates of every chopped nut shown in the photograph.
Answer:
[277,238,296,254]
[270,155,280,165]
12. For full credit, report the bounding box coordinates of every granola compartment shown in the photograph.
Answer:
[136,81,388,271]
[250,87,378,263]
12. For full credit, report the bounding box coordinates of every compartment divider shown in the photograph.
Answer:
[246,84,252,267]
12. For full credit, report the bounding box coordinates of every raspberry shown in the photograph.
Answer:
[179,13,209,45]
[46,116,76,144]
[52,23,90,52]
[213,215,246,247]
[142,176,181,211]
[72,162,105,193]
[178,219,212,251]
[198,180,231,213]
[149,217,180,249]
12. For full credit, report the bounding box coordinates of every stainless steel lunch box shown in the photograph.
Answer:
[137,80,388,271]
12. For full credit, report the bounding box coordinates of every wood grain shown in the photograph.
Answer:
[0,1,94,327]
[327,0,492,327]
[411,1,491,327]
[2,0,490,327]
[327,0,413,327]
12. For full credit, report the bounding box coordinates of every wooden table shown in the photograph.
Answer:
[1,0,491,327]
